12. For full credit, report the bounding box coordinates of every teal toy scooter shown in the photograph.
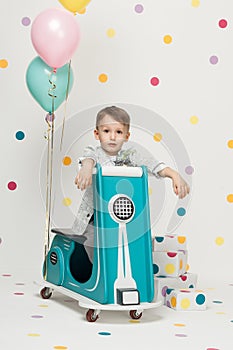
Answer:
[40,165,161,322]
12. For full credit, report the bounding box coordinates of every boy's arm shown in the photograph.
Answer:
[75,158,95,191]
[158,167,190,199]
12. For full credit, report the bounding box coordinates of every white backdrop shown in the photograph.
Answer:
[1,0,232,285]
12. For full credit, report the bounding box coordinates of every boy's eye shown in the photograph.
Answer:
[103,129,109,133]
[117,130,123,134]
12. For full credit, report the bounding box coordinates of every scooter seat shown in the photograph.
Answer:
[51,228,87,244]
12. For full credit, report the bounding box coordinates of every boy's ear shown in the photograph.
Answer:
[125,131,130,142]
[94,129,100,140]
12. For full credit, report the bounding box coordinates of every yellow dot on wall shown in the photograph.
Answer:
[107,28,116,38]
[227,140,233,148]
[190,116,199,124]
[63,156,72,166]
[98,73,108,83]
[179,259,183,270]
[163,35,172,44]
[186,263,190,271]
[181,298,191,309]
[191,0,200,7]
[148,187,152,195]
[54,347,68,350]
[153,133,162,142]
[63,197,72,206]
[215,236,224,246]
[0,59,8,68]
[227,194,233,203]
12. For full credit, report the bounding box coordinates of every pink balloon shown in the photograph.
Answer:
[31,8,81,69]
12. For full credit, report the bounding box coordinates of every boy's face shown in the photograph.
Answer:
[94,114,130,156]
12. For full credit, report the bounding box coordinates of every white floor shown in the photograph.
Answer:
[1,267,232,350]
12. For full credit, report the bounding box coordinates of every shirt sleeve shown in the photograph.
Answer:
[78,145,97,166]
[128,148,167,178]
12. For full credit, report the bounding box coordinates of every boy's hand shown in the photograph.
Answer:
[75,158,94,191]
[158,167,190,199]
[172,174,190,199]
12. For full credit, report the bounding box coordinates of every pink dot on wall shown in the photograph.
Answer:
[218,19,228,28]
[209,55,218,65]
[150,77,160,86]
[134,4,144,13]
[7,181,17,191]
[21,17,31,26]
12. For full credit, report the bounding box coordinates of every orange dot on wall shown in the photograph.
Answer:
[98,73,108,83]
[227,140,233,148]
[63,156,72,166]
[0,59,8,68]
[227,194,233,203]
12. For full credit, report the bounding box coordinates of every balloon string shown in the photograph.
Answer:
[43,72,56,280]
[60,60,71,151]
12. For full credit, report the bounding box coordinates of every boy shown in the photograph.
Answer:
[72,106,190,262]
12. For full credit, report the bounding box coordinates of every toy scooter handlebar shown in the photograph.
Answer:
[95,166,143,177]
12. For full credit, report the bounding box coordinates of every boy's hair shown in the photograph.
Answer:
[96,106,130,130]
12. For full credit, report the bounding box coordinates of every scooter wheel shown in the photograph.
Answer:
[40,287,52,299]
[129,310,142,320]
[86,309,99,322]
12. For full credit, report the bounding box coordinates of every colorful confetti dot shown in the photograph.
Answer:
[185,165,194,175]
[7,181,17,191]
[63,197,72,206]
[15,130,25,141]
[98,331,111,336]
[150,77,160,86]
[190,115,199,124]
[27,333,40,337]
[209,55,219,65]
[134,4,144,14]
[21,17,31,26]
[2,274,11,277]
[174,323,186,327]
[0,59,8,68]
[14,292,24,296]
[212,300,223,304]
[54,347,68,350]
[215,236,224,246]
[227,194,233,203]
[227,140,233,148]
[175,333,188,337]
[163,35,172,44]
[177,207,186,216]
[63,156,72,166]
[218,19,228,29]
[98,73,108,83]
[106,28,116,38]
[153,133,162,142]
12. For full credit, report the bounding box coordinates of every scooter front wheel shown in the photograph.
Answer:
[86,309,99,322]
[40,287,52,299]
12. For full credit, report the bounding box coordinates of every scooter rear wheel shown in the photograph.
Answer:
[129,310,142,320]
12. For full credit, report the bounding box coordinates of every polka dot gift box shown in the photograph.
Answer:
[165,288,207,311]
[153,250,188,277]
[153,235,187,251]
[154,272,198,303]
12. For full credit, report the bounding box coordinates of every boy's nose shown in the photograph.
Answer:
[110,132,116,140]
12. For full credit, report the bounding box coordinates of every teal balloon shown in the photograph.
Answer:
[26,56,74,113]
